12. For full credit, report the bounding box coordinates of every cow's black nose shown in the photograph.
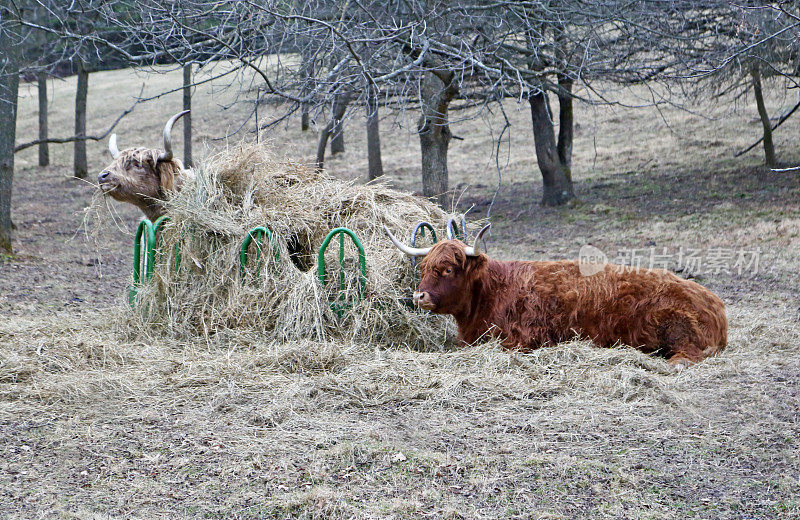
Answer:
[98,171,110,183]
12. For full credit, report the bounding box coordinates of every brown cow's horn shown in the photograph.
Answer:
[384,226,431,257]
[464,224,491,256]
[157,110,190,163]
[108,134,120,158]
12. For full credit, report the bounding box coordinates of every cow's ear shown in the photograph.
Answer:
[455,247,469,270]
[465,253,488,273]
[157,160,178,192]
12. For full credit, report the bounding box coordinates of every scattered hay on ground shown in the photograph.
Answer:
[3,304,799,518]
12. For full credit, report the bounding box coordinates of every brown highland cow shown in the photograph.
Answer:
[386,225,727,369]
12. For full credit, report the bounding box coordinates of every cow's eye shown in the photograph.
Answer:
[444,267,453,275]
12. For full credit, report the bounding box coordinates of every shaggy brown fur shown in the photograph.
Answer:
[98,148,187,221]
[416,241,728,367]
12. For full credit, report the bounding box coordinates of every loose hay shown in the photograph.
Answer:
[125,141,458,349]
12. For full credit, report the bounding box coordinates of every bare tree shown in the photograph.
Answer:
[37,71,48,166]
[74,58,89,178]
[750,65,776,167]
[183,62,192,167]
[366,83,383,180]
[10,1,143,155]
[737,4,800,167]
[530,88,574,206]
[316,91,352,170]
[0,10,20,253]
[329,92,349,155]
[418,71,458,207]
[300,46,314,132]
[649,2,800,167]
[29,1,52,167]
[0,0,164,253]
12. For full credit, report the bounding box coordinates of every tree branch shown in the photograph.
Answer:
[734,99,800,158]
[14,91,141,153]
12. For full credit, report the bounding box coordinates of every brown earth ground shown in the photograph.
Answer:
[1,63,799,518]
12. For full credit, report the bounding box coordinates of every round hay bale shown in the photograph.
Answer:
[127,141,459,350]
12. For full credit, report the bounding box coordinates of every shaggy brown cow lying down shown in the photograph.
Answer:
[97,111,192,221]
[386,225,727,369]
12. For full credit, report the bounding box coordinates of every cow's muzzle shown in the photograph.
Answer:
[97,171,116,192]
[413,291,435,311]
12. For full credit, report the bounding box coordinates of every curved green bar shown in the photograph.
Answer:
[411,221,437,245]
[151,216,181,272]
[240,226,279,279]
[446,215,467,241]
[173,232,183,272]
[317,227,367,316]
[130,218,156,306]
[410,221,437,270]
[152,215,170,236]
[133,219,156,283]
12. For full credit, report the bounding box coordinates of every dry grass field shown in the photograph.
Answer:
[1,63,800,519]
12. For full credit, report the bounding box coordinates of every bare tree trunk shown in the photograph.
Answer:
[366,84,383,181]
[183,63,193,168]
[418,126,450,207]
[316,91,351,170]
[73,60,89,179]
[529,88,576,206]
[301,105,311,132]
[0,24,19,253]
[316,120,332,171]
[556,76,573,172]
[330,93,350,155]
[553,28,573,175]
[300,48,313,132]
[751,66,776,167]
[330,128,344,154]
[418,72,457,208]
[37,72,49,167]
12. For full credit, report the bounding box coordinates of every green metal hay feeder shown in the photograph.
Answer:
[128,220,369,320]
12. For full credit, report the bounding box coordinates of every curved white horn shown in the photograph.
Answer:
[464,223,491,257]
[108,134,120,158]
[157,110,190,162]
[384,226,432,257]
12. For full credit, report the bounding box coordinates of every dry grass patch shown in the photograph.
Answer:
[1,303,799,518]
